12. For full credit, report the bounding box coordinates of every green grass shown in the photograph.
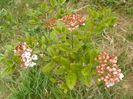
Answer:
[9,68,49,99]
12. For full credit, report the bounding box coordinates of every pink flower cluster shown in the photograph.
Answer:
[96,52,124,87]
[14,42,38,68]
[60,14,85,31]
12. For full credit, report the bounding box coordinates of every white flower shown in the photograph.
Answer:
[112,68,116,71]
[29,62,36,67]
[26,57,32,62]
[22,52,37,68]
[22,57,27,62]
[25,51,31,57]
[82,23,85,26]
[32,54,38,60]
[24,62,30,67]
[22,51,31,58]
[119,73,124,80]
[106,82,114,87]
[113,71,118,75]
[14,50,17,54]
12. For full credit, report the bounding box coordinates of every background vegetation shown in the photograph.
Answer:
[0,0,133,99]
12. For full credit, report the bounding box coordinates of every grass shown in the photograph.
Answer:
[9,68,49,99]
[0,0,133,99]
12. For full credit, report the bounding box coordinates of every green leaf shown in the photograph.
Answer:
[0,54,4,61]
[0,65,15,78]
[81,65,92,76]
[58,0,66,5]
[89,49,99,64]
[58,44,72,52]
[40,3,48,11]
[50,0,57,7]
[47,46,56,56]
[80,75,93,86]
[56,66,66,75]
[53,56,60,62]
[59,83,68,93]
[74,40,84,51]
[53,56,70,68]
[60,57,70,67]
[70,63,82,72]
[50,31,58,42]
[42,62,55,74]
[0,8,7,17]
[4,45,13,54]
[66,72,77,90]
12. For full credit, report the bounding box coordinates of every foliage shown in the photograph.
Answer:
[90,0,133,18]
[1,0,129,99]
[90,0,125,8]
[1,6,116,93]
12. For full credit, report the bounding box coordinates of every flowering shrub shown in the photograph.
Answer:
[96,52,124,87]
[1,0,132,98]
[41,23,99,91]
[40,8,117,91]
[0,4,118,95]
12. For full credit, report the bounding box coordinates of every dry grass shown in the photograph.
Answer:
[122,72,133,93]
[99,12,133,96]
[100,13,133,62]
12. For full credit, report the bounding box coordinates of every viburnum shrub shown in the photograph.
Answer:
[39,9,117,91]
[0,8,118,92]
[41,14,99,91]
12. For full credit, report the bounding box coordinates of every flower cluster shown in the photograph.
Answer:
[96,52,124,87]
[14,42,38,68]
[46,18,56,29]
[46,14,85,31]
[60,14,85,31]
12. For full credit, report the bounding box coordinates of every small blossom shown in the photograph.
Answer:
[22,51,31,58]
[26,48,32,52]
[106,82,114,88]
[119,73,124,80]
[32,54,38,60]
[29,62,36,67]
[24,62,31,67]
[26,57,32,62]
